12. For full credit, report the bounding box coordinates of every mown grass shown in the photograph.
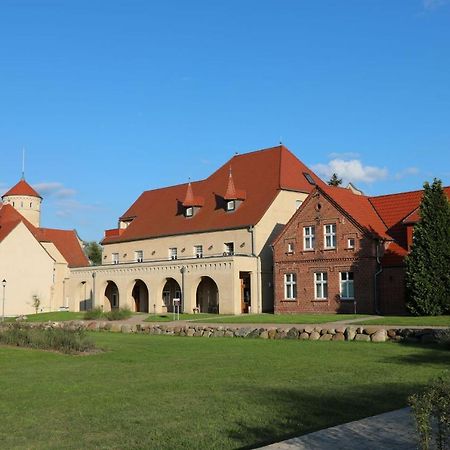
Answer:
[145,313,219,322]
[358,315,450,327]
[6,311,85,322]
[0,333,447,449]
[195,313,368,324]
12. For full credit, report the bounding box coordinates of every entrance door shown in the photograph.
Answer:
[240,272,251,313]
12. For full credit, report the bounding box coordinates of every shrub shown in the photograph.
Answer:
[0,323,95,354]
[84,307,132,321]
[84,307,104,320]
[437,330,450,350]
[409,374,450,450]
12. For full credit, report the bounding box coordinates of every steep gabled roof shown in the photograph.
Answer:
[2,179,42,199]
[103,145,325,244]
[0,203,89,267]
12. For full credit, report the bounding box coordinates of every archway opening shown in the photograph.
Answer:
[132,280,149,313]
[79,281,92,311]
[162,278,181,313]
[105,281,120,311]
[196,276,219,314]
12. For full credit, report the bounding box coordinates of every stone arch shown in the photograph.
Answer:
[196,276,219,314]
[104,280,120,311]
[131,279,149,313]
[161,278,181,313]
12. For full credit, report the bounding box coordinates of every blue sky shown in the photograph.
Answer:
[1,0,449,241]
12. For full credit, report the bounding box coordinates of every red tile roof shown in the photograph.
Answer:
[2,179,42,198]
[103,145,325,244]
[224,169,246,200]
[182,182,205,207]
[0,203,89,267]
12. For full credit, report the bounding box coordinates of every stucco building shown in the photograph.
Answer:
[0,179,89,316]
[273,184,450,314]
[68,145,325,314]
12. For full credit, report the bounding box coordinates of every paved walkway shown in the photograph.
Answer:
[259,408,418,450]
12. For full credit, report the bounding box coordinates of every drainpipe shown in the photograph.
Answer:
[180,266,186,313]
[248,225,255,256]
[374,240,383,315]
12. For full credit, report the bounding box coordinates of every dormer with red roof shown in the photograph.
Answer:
[182,181,204,217]
[223,167,246,212]
[2,178,42,227]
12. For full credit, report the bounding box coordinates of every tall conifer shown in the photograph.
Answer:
[405,179,450,315]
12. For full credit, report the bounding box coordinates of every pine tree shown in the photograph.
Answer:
[328,173,343,186]
[84,241,103,266]
[405,179,450,315]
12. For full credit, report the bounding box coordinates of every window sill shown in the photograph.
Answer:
[323,247,336,251]
[281,298,297,302]
[312,298,328,302]
[340,298,355,301]
[303,248,315,252]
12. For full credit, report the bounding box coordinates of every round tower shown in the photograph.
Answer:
[1,179,42,227]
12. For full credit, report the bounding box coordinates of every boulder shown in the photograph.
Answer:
[363,326,380,335]
[355,333,371,342]
[110,323,121,332]
[268,329,277,339]
[186,328,195,337]
[345,326,357,341]
[309,331,320,341]
[387,329,398,339]
[259,330,269,339]
[299,332,310,340]
[333,332,345,341]
[371,330,387,343]
[214,330,225,338]
[335,326,346,334]
[319,334,333,341]
[121,324,133,333]
[224,330,234,338]
[286,328,299,339]
[304,325,315,334]
[193,331,203,337]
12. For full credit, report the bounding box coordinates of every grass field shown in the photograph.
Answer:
[195,313,368,324]
[358,315,450,327]
[0,333,447,449]
[6,311,85,322]
[145,313,219,322]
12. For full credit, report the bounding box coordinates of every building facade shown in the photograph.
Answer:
[68,145,325,315]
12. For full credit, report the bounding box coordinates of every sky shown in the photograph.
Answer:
[0,0,449,241]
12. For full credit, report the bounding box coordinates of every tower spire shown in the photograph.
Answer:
[21,147,26,180]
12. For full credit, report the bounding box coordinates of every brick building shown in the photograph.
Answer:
[273,184,450,315]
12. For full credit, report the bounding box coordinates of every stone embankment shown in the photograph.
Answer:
[3,321,446,344]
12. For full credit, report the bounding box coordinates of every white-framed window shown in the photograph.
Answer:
[135,250,143,263]
[340,272,354,299]
[185,206,193,217]
[112,253,119,265]
[287,242,294,253]
[169,247,178,260]
[284,273,297,300]
[224,242,234,255]
[303,226,315,250]
[226,200,235,211]
[314,272,328,299]
[324,224,336,249]
[194,245,203,258]
[347,238,355,249]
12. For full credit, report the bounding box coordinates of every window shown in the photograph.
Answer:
[324,224,336,249]
[185,207,193,217]
[340,272,354,299]
[226,200,235,211]
[194,245,203,258]
[135,250,143,263]
[303,172,316,185]
[169,248,177,260]
[284,273,297,300]
[287,242,294,253]
[347,238,355,249]
[303,226,315,250]
[112,253,119,265]
[224,242,234,255]
[314,272,328,299]
[295,199,303,209]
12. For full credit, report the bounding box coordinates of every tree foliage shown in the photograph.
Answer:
[405,179,450,315]
[328,173,343,186]
[84,241,102,266]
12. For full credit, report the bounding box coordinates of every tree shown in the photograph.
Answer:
[405,179,450,315]
[328,173,343,186]
[84,241,103,266]
[32,295,41,314]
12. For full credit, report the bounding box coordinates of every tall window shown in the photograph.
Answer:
[287,242,294,253]
[194,245,203,258]
[169,247,178,260]
[226,200,235,211]
[324,224,336,249]
[224,242,234,255]
[112,253,119,265]
[284,273,297,300]
[135,250,143,263]
[185,207,193,217]
[304,226,315,250]
[314,272,328,299]
[340,272,354,299]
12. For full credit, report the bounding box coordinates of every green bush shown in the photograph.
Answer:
[437,330,450,350]
[84,307,132,321]
[409,374,450,450]
[0,323,95,354]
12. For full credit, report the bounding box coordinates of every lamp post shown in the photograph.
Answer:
[2,279,6,322]
[180,266,186,313]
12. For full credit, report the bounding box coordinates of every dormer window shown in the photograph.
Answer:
[226,200,235,211]
[185,206,193,217]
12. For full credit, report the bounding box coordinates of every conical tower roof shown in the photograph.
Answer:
[2,179,42,199]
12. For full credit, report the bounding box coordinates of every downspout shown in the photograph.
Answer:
[180,266,186,313]
[248,225,260,313]
[374,240,383,315]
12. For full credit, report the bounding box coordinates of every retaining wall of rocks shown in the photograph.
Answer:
[2,321,446,344]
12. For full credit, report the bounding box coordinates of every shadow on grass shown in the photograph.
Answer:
[229,382,422,449]
[382,340,450,367]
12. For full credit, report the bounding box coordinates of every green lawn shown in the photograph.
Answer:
[358,315,450,327]
[6,311,85,322]
[0,333,447,449]
[145,313,219,322]
[195,313,368,324]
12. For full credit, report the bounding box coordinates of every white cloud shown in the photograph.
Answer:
[423,0,449,10]
[394,167,420,180]
[33,182,76,199]
[313,159,388,184]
